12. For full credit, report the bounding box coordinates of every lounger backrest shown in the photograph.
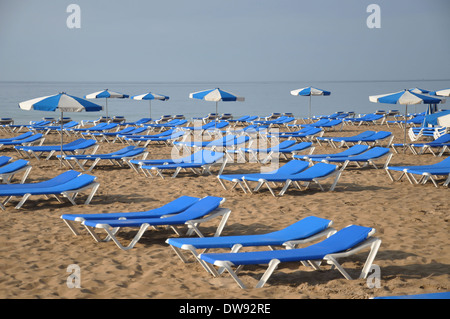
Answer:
[120,148,146,157]
[352,147,390,159]
[45,174,96,192]
[186,150,223,164]
[276,140,296,150]
[271,160,310,175]
[151,196,200,215]
[268,216,332,240]
[353,131,376,139]
[2,132,33,141]
[110,146,136,155]
[294,162,337,178]
[338,145,370,156]
[0,159,29,173]
[20,134,43,143]
[0,156,12,166]
[161,196,224,221]
[436,157,450,167]
[0,170,80,190]
[433,134,450,144]
[70,139,96,150]
[303,225,374,256]
[363,131,391,140]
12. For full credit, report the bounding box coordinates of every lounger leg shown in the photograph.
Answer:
[359,238,382,279]
[255,259,281,288]
[215,261,248,289]
[63,219,81,236]
[278,180,292,196]
[329,171,342,191]
[15,193,31,209]
[443,174,450,187]
[240,179,252,193]
[100,223,151,250]
[20,166,32,184]
[217,177,228,190]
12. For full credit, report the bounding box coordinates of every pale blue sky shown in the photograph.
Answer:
[0,0,449,82]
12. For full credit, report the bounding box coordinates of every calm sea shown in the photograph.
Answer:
[0,80,448,124]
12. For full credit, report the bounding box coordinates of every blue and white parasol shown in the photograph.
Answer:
[369,89,446,148]
[131,92,169,118]
[19,92,103,164]
[189,88,244,126]
[290,87,331,119]
[84,89,129,118]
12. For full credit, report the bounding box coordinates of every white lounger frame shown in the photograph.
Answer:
[0,180,100,210]
[76,207,231,251]
[201,231,381,289]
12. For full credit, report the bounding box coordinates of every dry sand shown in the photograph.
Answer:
[0,121,448,300]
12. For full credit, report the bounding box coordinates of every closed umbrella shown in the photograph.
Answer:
[189,88,244,128]
[19,92,102,165]
[290,86,331,119]
[84,89,129,119]
[131,92,169,118]
[369,89,445,150]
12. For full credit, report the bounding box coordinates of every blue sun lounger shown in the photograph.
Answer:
[129,149,213,169]
[402,133,450,156]
[15,138,98,160]
[32,121,79,135]
[0,131,33,142]
[61,195,201,236]
[140,150,226,178]
[309,147,393,171]
[180,121,216,132]
[0,159,32,184]
[316,130,376,148]
[217,159,311,193]
[259,141,315,163]
[58,146,148,171]
[279,127,323,141]
[345,113,384,125]
[70,122,109,134]
[198,224,381,288]
[124,128,177,142]
[78,196,231,250]
[336,131,393,148]
[295,145,370,161]
[0,133,44,150]
[385,156,450,187]
[243,162,342,196]
[227,115,251,125]
[126,130,186,146]
[166,216,335,274]
[173,134,236,150]
[86,126,138,142]
[0,156,12,167]
[0,170,100,210]
[266,126,315,138]
[80,123,119,138]
[238,140,297,163]
[119,118,152,126]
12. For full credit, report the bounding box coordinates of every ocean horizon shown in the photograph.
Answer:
[1,79,448,125]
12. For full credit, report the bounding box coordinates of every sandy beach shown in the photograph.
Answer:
[0,120,448,300]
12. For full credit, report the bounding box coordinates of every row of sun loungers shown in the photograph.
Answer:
[0,169,99,210]
[58,194,381,289]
